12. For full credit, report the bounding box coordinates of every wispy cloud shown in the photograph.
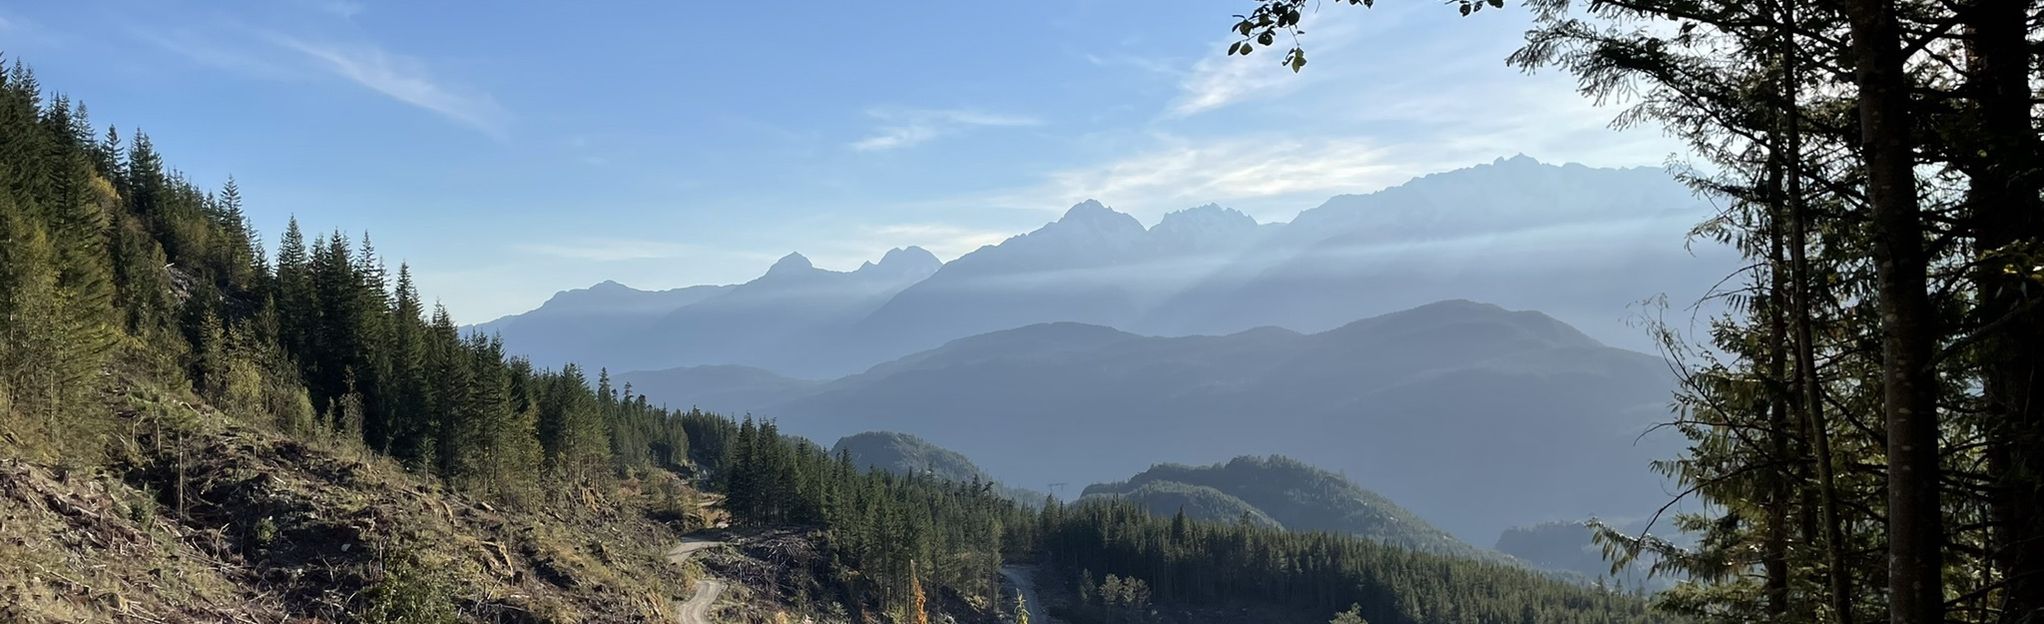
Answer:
[1082,52,1179,78]
[133,26,297,78]
[130,22,509,138]
[515,238,702,262]
[850,108,1041,151]
[970,123,1675,224]
[966,134,1415,221]
[301,0,365,18]
[1170,53,1295,117]
[266,33,510,139]
[1166,13,1366,118]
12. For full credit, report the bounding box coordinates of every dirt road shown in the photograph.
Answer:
[666,537,722,564]
[999,564,1064,623]
[675,579,727,624]
[668,537,725,623]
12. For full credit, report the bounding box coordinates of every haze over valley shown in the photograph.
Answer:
[466,156,1719,546]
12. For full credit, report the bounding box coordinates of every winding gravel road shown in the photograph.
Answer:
[666,538,722,564]
[675,579,727,624]
[668,537,726,624]
[999,564,1065,624]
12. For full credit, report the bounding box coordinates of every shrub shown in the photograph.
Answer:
[357,548,458,624]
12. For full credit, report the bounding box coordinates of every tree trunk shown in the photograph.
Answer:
[1766,149,1793,620]
[1840,0,1943,620]
[1781,4,1855,619]
[1961,0,2044,619]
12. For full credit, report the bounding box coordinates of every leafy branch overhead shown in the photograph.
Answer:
[1228,0,1505,72]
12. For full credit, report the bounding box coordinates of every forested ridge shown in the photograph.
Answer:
[0,54,1666,622]
[715,418,1666,623]
[1082,455,1499,564]
[1033,501,1659,624]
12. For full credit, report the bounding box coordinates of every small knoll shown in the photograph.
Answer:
[1082,479,1281,528]
[830,431,1048,503]
[1084,455,1505,563]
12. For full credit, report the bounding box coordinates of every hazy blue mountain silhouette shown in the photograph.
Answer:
[468,281,732,370]
[477,247,938,376]
[623,299,1682,542]
[480,157,1730,379]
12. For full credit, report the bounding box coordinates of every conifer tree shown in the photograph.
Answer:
[385,264,433,464]
[94,124,121,179]
[210,176,260,294]
[273,217,313,360]
[0,196,81,452]
[537,363,608,487]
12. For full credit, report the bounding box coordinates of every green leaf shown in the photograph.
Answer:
[1459,3,1472,15]
[1488,0,1504,8]
[1290,50,1307,73]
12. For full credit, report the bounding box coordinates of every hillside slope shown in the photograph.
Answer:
[0,385,696,623]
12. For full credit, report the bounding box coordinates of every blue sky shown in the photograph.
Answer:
[0,1,1682,322]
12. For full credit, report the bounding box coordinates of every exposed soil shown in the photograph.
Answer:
[0,391,694,623]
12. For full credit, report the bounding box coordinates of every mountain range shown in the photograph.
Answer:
[474,156,1731,378]
[473,247,939,374]
[621,299,1683,542]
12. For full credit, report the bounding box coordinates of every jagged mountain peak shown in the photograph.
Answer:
[1150,203,1261,250]
[1156,203,1254,227]
[1053,199,1145,232]
[1490,153,1542,167]
[764,252,816,276]
[1062,198,1113,219]
[859,246,942,276]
